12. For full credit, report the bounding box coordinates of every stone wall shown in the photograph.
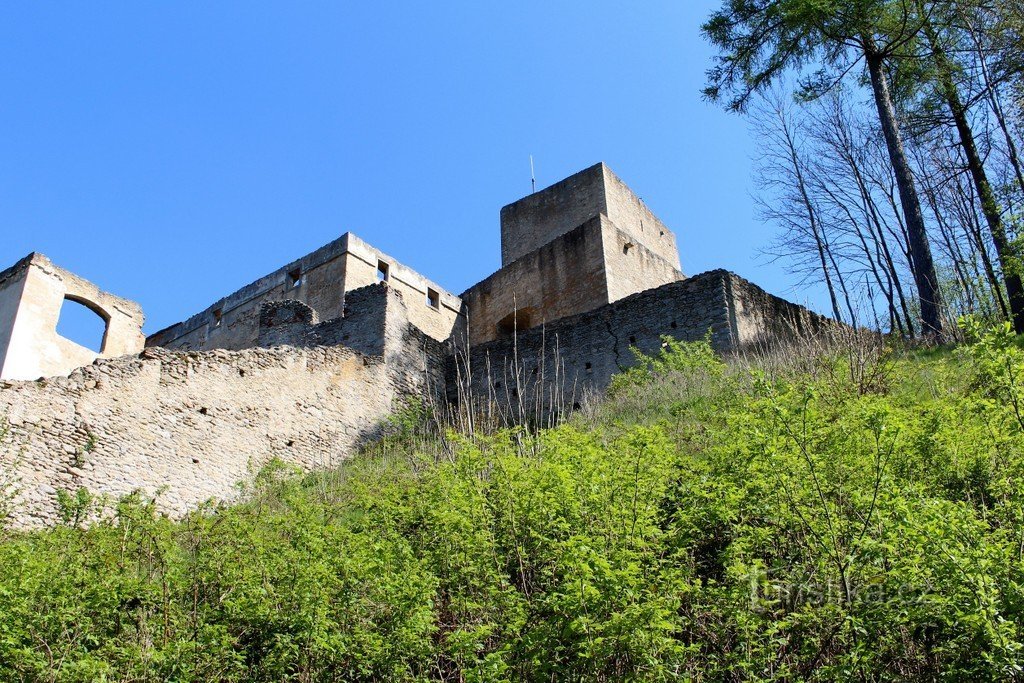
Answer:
[454,270,833,420]
[462,215,684,348]
[498,162,680,269]
[334,234,462,343]
[0,267,831,529]
[601,221,685,304]
[0,285,446,528]
[461,217,612,347]
[0,254,146,381]
[147,232,462,351]
[456,270,734,420]
[727,272,834,348]
[601,165,681,270]
[500,163,610,267]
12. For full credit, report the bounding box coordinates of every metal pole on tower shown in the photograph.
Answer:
[530,155,536,193]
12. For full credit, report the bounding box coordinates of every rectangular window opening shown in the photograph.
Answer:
[212,308,223,327]
[426,288,440,310]
[287,267,303,288]
[377,260,389,282]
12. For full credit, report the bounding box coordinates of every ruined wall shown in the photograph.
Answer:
[463,215,684,348]
[455,270,832,418]
[0,254,145,381]
[256,284,449,390]
[726,272,834,348]
[0,286,447,528]
[0,269,831,529]
[499,163,681,269]
[339,234,462,343]
[601,220,685,304]
[147,233,461,351]
[461,217,611,348]
[458,271,735,417]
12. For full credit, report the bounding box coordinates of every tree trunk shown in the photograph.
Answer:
[789,141,843,322]
[863,42,945,336]
[778,104,843,323]
[923,176,984,316]
[964,12,1024,194]
[929,27,1024,331]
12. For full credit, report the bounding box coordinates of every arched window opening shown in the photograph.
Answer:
[496,308,534,339]
[56,296,109,353]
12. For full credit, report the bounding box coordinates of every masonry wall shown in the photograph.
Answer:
[341,234,462,343]
[0,286,447,529]
[0,254,146,381]
[463,215,685,348]
[499,163,681,270]
[145,238,348,352]
[455,270,834,421]
[500,163,608,267]
[147,233,461,351]
[601,220,685,304]
[0,267,832,529]
[457,271,735,419]
[461,217,611,347]
[256,283,450,387]
[601,165,681,269]
[727,272,834,347]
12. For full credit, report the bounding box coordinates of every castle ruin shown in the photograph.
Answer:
[0,163,830,526]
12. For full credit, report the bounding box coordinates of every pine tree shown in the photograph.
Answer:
[703,0,945,335]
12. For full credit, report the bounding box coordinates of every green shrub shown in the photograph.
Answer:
[609,334,724,395]
[1,330,1023,680]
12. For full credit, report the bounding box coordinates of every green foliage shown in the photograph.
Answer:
[702,0,925,111]
[2,332,1024,679]
[609,334,723,394]
[960,316,1024,432]
[55,487,95,527]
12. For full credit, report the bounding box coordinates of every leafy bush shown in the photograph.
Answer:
[1,330,1023,680]
[609,334,724,395]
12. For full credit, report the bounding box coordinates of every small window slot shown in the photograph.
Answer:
[426,288,440,310]
[377,260,389,282]
[287,267,303,288]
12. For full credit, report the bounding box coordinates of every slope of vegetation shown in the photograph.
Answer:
[1,328,1023,681]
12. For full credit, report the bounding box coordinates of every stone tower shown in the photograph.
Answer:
[460,162,685,346]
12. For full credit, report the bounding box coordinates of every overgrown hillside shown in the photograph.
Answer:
[1,326,1023,681]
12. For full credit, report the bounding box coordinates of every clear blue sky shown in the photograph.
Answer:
[0,1,828,342]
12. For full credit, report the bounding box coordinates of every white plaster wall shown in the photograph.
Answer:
[0,255,146,381]
[2,262,82,380]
